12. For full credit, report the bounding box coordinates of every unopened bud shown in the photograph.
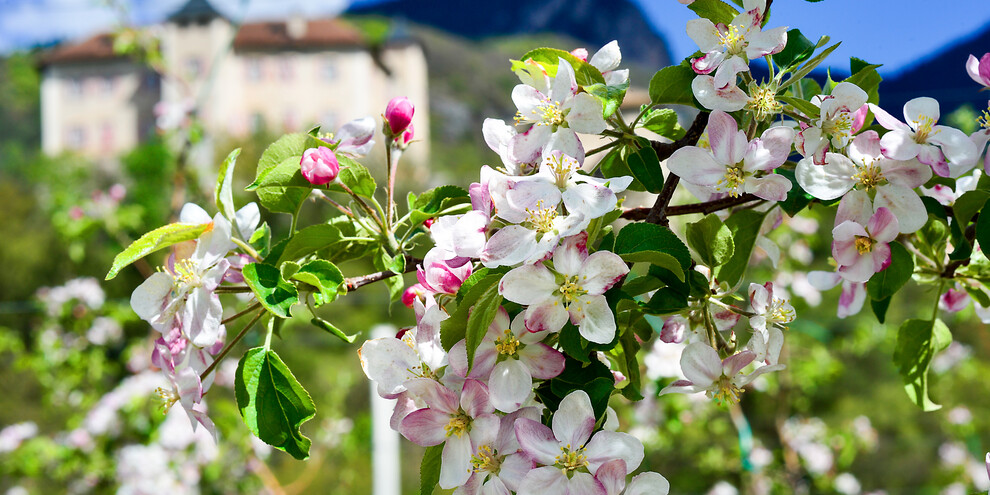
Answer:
[659,315,687,343]
[385,96,414,136]
[300,146,340,185]
[570,48,589,62]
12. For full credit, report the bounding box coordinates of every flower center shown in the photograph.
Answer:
[716,164,746,196]
[822,111,853,138]
[154,387,179,414]
[913,115,939,143]
[554,445,589,475]
[517,97,566,128]
[717,24,746,54]
[444,414,471,438]
[525,200,558,235]
[172,258,202,288]
[768,298,795,325]
[558,276,587,305]
[747,84,782,121]
[710,375,743,405]
[494,329,521,357]
[471,445,502,474]
[545,154,577,188]
[855,236,875,255]
[851,161,886,190]
[978,107,990,130]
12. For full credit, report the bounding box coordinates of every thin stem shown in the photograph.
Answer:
[337,181,384,231]
[231,236,260,261]
[344,256,421,291]
[932,279,945,321]
[586,139,621,157]
[385,144,398,232]
[316,192,355,218]
[621,194,762,221]
[221,301,263,325]
[215,286,252,294]
[200,308,265,381]
[644,112,711,226]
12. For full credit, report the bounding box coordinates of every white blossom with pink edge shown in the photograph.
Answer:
[330,116,376,158]
[596,459,670,495]
[686,0,786,78]
[416,247,472,297]
[870,97,978,178]
[967,53,990,89]
[450,310,565,413]
[454,408,541,495]
[667,110,794,201]
[831,207,899,283]
[748,282,795,333]
[691,57,750,112]
[794,82,869,165]
[499,232,629,343]
[795,130,931,234]
[509,58,607,164]
[659,343,784,404]
[399,378,496,489]
[514,390,644,495]
[589,40,629,86]
[807,271,867,319]
[358,298,448,398]
[940,286,971,313]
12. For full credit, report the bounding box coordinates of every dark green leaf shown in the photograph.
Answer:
[329,155,377,199]
[441,273,502,350]
[599,146,645,192]
[614,223,691,270]
[780,40,840,90]
[625,144,664,193]
[776,168,814,216]
[277,224,344,264]
[844,64,882,105]
[619,251,684,281]
[717,209,769,288]
[412,185,469,214]
[649,65,697,106]
[106,222,210,280]
[893,318,951,411]
[976,210,990,253]
[243,263,299,318]
[773,29,815,68]
[779,96,823,119]
[235,347,316,460]
[420,445,443,495]
[866,242,913,301]
[687,0,739,25]
[291,260,345,306]
[952,189,990,225]
[465,282,503,372]
[686,213,735,268]
[250,222,273,258]
[870,296,891,323]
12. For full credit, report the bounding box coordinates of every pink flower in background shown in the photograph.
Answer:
[299,146,340,185]
[940,286,971,312]
[831,207,899,283]
[967,53,990,89]
[659,316,688,344]
[808,271,867,319]
[385,96,415,135]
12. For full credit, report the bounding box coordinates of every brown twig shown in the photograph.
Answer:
[644,112,710,225]
[344,255,421,291]
[621,194,762,221]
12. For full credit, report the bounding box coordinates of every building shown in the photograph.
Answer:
[39,0,429,165]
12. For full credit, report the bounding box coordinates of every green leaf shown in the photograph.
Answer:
[686,213,735,268]
[373,249,406,302]
[870,296,891,323]
[773,29,815,68]
[419,444,443,495]
[413,185,470,213]
[291,260,345,306]
[465,281,503,372]
[215,148,241,221]
[687,0,739,25]
[614,223,691,281]
[953,190,990,225]
[310,317,357,344]
[105,222,210,280]
[625,143,664,193]
[915,215,949,263]
[542,355,614,419]
[599,146,645,192]
[329,155,377,199]
[776,168,814,216]
[640,108,686,140]
[866,242,913,301]
[978,210,990,253]
[249,133,311,189]
[893,318,951,411]
[250,222,272,258]
[514,47,606,86]
[649,65,697,106]
[441,273,503,350]
[615,325,644,401]
[235,347,317,460]
[717,209,769,288]
[584,82,628,119]
[780,40,840,90]
[779,95,823,119]
[276,224,343,264]
[243,263,299,318]
[252,156,314,215]
[844,64,882,105]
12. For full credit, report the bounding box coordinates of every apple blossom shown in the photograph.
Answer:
[870,97,978,177]
[514,390,644,495]
[535,151,633,219]
[499,233,629,343]
[967,53,990,89]
[509,58,607,164]
[748,282,795,333]
[667,110,794,201]
[940,286,970,313]
[588,40,629,86]
[596,459,670,495]
[691,56,750,112]
[455,408,541,495]
[794,82,869,165]
[330,116,376,157]
[659,315,688,344]
[300,146,340,185]
[807,271,867,319]
[659,343,784,404]
[974,104,990,173]
[831,207,899,283]
[385,96,414,135]
[417,247,472,296]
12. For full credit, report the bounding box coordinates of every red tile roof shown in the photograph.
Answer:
[233,19,366,51]
[42,33,125,65]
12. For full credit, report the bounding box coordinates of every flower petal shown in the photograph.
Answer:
[514,418,559,465]
[679,343,722,387]
[489,360,533,413]
[552,390,596,448]
[585,430,644,475]
[575,295,617,344]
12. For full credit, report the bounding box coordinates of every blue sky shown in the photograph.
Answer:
[1,0,989,76]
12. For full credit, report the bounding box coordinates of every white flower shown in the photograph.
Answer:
[870,97,978,178]
[794,82,869,165]
[659,343,784,403]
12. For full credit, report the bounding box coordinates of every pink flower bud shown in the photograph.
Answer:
[385,97,414,135]
[422,217,435,229]
[300,146,339,185]
[108,183,126,202]
[660,316,687,343]
[570,48,589,62]
[399,123,414,144]
[402,283,428,308]
[69,206,85,220]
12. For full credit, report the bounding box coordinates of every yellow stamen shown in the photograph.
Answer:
[822,111,853,137]
[525,200,558,234]
[172,258,201,287]
[913,115,939,143]
[855,236,875,255]
[444,414,471,438]
[717,23,746,54]
[154,387,179,414]
[545,154,577,188]
[710,375,743,405]
[494,329,521,357]
[554,445,589,475]
[978,108,990,131]
[851,160,886,190]
[471,445,502,474]
[558,276,587,305]
[716,165,746,197]
[747,84,782,121]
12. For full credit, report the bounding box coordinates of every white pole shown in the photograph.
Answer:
[371,324,401,495]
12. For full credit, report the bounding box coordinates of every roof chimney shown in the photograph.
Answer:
[287,15,306,39]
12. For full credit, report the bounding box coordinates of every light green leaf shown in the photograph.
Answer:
[779,95,822,119]
[649,65,697,106]
[105,222,210,280]
[614,223,691,281]
[276,224,344,264]
[243,263,299,319]
[329,155,377,199]
[291,260,345,306]
[249,222,272,258]
[893,318,951,411]
[717,209,769,288]
[686,213,735,268]
[235,347,316,460]
[420,445,443,495]
[514,47,606,86]
[249,133,310,189]
[252,156,313,215]
[687,0,739,25]
[640,108,686,140]
[466,281,503,372]
[310,317,357,344]
[215,148,241,221]
[584,81,629,119]
[780,40,839,90]
[619,251,684,282]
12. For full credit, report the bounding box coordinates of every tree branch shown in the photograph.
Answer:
[621,194,762,221]
[644,112,710,225]
[344,255,422,292]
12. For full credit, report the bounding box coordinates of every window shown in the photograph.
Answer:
[67,126,86,149]
[321,56,337,81]
[245,57,262,82]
